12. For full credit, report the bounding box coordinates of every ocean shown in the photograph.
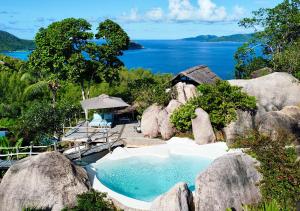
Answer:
[1,40,243,79]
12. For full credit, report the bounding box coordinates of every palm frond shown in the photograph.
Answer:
[23,81,49,100]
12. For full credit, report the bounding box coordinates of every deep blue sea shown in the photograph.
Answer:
[1,40,243,79]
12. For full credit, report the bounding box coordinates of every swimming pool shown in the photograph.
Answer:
[88,138,229,209]
[94,154,212,202]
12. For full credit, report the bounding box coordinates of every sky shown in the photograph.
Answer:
[0,0,282,40]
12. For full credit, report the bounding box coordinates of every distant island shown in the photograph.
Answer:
[0,30,143,52]
[182,33,254,42]
[0,30,35,51]
[128,41,144,50]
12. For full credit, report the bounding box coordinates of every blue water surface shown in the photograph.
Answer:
[95,154,212,202]
[1,40,243,79]
[0,131,7,137]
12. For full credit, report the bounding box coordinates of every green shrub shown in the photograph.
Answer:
[170,80,256,132]
[169,100,198,132]
[226,199,281,211]
[231,132,300,210]
[63,190,117,211]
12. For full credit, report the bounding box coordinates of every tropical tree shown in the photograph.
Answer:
[28,18,94,105]
[82,19,130,99]
[234,0,300,79]
[29,18,130,102]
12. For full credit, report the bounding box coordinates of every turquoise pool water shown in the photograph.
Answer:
[95,154,212,202]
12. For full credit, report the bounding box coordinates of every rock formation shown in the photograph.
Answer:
[175,82,198,104]
[258,106,300,139]
[192,108,216,145]
[225,72,300,140]
[166,99,182,114]
[228,72,300,115]
[194,152,262,211]
[141,99,183,140]
[141,104,163,138]
[151,182,193,211]
[0,152,90,211]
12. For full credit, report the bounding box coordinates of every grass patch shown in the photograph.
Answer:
[230,132,300,210]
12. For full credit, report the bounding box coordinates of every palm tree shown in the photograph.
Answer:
[22,73,60,107]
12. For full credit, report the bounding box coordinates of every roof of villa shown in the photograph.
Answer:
[171,65,220,85]
[80,94,130,110]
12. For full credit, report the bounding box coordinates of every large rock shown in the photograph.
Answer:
[194,153,262,211]
[141,104,163,138]
[160,113,175,140]
[184,84,198,100]
[192,108,216,145]
[0,152,90,211]
[166,99,182,114]
[175,82,198,104]
[224,110,254,142]
[151,182,193,211]
[176,82,187,104]
[157,109,175,140]
[228,72,300,114]
[226,72,300,140]
[258,106,300,139]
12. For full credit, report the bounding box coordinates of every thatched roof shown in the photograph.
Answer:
[80,94,130,110]
[171,65,220,86]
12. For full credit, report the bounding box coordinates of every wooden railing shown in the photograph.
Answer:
[0,143,57,160]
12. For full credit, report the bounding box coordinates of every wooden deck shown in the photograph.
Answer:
[62,121,122,143]
[64,140,124,160]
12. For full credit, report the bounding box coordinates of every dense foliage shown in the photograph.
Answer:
[0,19,170,146]
[231,132,300,210]
[227,200,281,211]
[63,190,117,211]
[0,30,35,51]
[234,0,300,79]
[171,80,256,132]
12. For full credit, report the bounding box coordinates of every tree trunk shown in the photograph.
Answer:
[81,82,88,120]
[81,85,86,100]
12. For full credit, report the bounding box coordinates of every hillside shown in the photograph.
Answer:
[183,33,254,42]
[0,31,35,51]
[128,41,143,50]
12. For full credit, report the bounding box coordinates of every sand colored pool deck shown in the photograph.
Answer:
[86,137,231,210]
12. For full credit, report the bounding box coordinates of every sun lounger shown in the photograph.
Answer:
[89,113,112,127]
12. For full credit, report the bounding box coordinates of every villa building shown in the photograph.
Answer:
[170,65,220,86]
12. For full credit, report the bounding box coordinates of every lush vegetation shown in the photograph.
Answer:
[63,190,117,211]
[227,200,282,211]
[170,80,256,132]
[0,30,35,51]
[234,0,300,79]
[0,18,170,146]
[230,132,300,210]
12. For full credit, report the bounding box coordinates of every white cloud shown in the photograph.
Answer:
[231,5,246,20]
[119,8,142,23]
[168,0,232,22]
[118,0,245,23]
[145,8,164,21]
[168,0,194,21]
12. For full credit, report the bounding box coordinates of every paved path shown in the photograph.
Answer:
[121,122,166,147]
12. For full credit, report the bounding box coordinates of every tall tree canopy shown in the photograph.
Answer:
[234,0,300,79]
[29,18,130,100]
